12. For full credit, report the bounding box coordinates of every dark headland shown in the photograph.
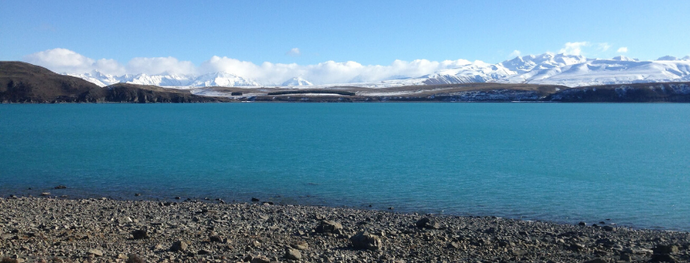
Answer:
[2,61,690,103]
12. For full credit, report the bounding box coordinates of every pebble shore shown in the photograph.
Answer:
[1,196,689,263]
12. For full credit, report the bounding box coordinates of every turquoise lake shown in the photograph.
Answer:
[1,103,689,230]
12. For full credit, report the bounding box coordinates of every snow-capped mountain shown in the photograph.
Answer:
[189,72,259,87]
[417,54,690,87]
[69,71,259,88]
[66,53,690,88]
[281,77,313,86]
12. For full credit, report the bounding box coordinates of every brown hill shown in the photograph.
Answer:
[0,61,104,102]
[0,62,229,103]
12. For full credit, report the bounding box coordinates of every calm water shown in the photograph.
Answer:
[1,103,689,230]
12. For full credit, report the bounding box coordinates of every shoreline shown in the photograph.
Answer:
[1,197,689,262]
[3,186,687,233]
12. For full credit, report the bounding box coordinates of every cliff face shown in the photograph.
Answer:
[0,62,228,103]
[546,83,690,102]
[104,83,228,103]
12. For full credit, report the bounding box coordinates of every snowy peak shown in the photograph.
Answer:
[127,73,193,86]
[190,72,259,87]
[612,56,637,61]
[657,55,678,61]
[281,77,313,86]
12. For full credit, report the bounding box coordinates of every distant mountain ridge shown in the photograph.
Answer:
[65,54,690,88]
[67,71,258,88]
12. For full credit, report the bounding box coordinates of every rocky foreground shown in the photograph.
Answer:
[1,197,689,263]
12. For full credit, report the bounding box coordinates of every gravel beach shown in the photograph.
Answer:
[1,196,689,263]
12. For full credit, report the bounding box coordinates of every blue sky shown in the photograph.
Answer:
[1,0,688,77]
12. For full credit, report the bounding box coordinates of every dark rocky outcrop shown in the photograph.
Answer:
[546,83,690,102]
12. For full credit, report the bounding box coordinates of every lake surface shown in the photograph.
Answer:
[1,103,689,231]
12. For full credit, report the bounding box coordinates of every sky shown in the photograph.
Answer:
[1,0,689,82]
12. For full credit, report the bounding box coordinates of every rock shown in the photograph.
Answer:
[650,254,678,262]
[210,235,224,243]
[54,185,67,189]
[583,259,607,263]
[250,255,270,263]
[654,244,679,254]
[447,241,462,249]
[87,249,104,257]
[291,241,309,250]
[170,240,188,252]
[126,254,145,263]
[350,231,382,251]
[197,249,211,255]
[315,220,343,234]
[602,226,615,231]
[251,197,260,202]
[416,217,441,229]
[285,247,302,260]
[40,192,51,196]
[578,221,587,226]
[131,229,148,239]
[1,258,19,263]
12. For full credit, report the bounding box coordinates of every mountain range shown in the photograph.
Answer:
[4,61,690,103]
[66,54,690,88]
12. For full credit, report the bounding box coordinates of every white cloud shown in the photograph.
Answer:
[126,57,196,75]
[198,55,473,85]
[24,48,126,75]
[598,43,611,51]
[20,48,484,85]
[559,42,590,56]
[286,48,301,57]
[617,47,628,53]
[509,50,521,57]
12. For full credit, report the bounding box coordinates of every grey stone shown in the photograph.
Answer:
[285,247,302,260]
[131,229,148,239]
[416,217,441,229]
[87,249,104,257]
[650,254,678,262]
[350,231,382,251]
[170,240,188,252]
[315,220,343,234]
[126,254,145,263]
[250,255,270,263]
[291,241,309,250]
[654,244,679,254]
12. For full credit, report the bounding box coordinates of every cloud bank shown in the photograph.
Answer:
[23,48,477,85]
